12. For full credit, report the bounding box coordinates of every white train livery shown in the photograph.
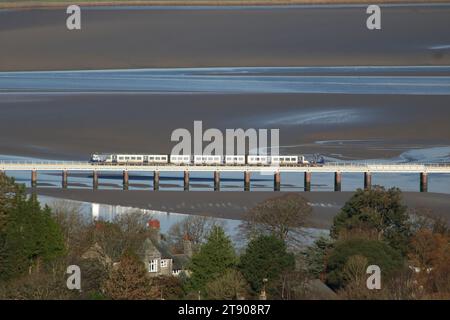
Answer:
[90,153,318,166]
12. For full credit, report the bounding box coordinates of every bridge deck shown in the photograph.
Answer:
[1,161,450,173]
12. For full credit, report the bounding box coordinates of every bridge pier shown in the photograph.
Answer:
[420,172,428,192]
[153,171,160,191]
[123,171,129,190]
[274,172,281,191]
[184,171,190,191]
[304,172,311,192]
[62,170,68,189]
[364,172,372,190]
[334,172,342,192]
[214,171,220,191]
[244,171,251,191]
[31,170,37,188]
[93,171,99,190]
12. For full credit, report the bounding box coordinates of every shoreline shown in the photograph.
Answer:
[28,189,450,228]
[2,1,450,10]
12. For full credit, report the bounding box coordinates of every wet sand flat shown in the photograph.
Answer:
[1,5,450,71]
[1,93,450,160]
[29,189,450,228]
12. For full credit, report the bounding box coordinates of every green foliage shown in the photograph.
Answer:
[0,194,66,281]
[205,268,250,300]
[303,236,334,278]
[187,226,237,293]
[239,235,295,294]
[331,186,411,254]
[325,238,404,289]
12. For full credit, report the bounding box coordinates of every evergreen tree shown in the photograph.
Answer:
[0,195,65,281]
[239,235,295,295]
[325,238,404,289]
[187,226,237,293]
[331,186,411,254]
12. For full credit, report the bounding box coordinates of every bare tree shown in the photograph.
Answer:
[239,194,312,245]
[102,251,153,300]
[49,200,90,256]
[168,215,224,253]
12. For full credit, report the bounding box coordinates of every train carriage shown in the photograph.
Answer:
[271,155,298,166]
[224,155,246,165]
[247,155,270,166]
[193,155,223,165]
[170,155,192,165]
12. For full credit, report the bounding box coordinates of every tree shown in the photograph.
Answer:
[408,229,450,296]
[240,193,312,245]
[325,239,404,289]
[239,235,295,296]
[303,236,334,280]
[150,276,185,300]
[89,210,152,261]
[0,173,25,234]
[168,215,223,253]
[50,200,91,257]
[187,226,237,293]
[205,269,250,300]
[331,186,411,254]
[103,251,152,300]
[0,196,66,281]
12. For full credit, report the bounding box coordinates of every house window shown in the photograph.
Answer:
[160,260,168,268]
[149,259,158,272]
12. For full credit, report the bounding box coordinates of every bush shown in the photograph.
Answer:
[325,238,404,289]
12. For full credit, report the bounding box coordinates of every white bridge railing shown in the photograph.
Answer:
[1,160,450,173]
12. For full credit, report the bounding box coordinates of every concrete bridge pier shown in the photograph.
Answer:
[123,170,129,190]
[31,170,37,188]
[274,172,281,191]
[214,171,220,191]
[153,171,160,191]
[184,171,190,191]
[244,171,251,191]
[364,172,372,190]
[420,172,428,192]
[304,172,311,192]
[62,170,68,189]
[334,172,342,192]
[93,171,99,190]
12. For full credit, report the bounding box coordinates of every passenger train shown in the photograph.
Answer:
[90,153,325,166]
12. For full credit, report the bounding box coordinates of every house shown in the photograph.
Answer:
[141,219,191,277]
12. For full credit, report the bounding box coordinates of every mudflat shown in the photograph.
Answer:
[29,189,450,228]
[1,5,450,71]
[1,93,450,160]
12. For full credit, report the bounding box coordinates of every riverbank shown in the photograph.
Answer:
[2,1,450,10]
[27,189,450,228]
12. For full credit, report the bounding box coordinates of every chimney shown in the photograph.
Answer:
[183,233,193,258]
[147,219,161,244]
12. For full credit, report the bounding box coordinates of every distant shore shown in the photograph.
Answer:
[2,1,450,10]
[28,189,450,228]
